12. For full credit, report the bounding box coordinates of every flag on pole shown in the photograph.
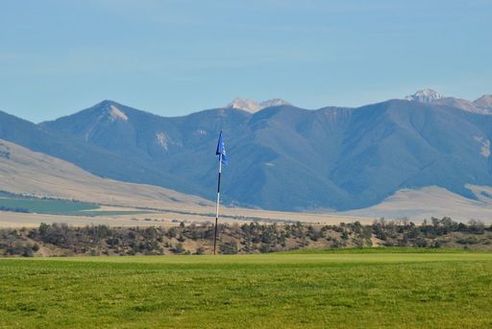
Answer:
[216,130,227,164]
[213,130,226,255]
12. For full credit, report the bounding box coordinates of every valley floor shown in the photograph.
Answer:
[0,250,491,328]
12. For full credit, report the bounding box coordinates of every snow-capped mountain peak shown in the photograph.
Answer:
[405,89,443,103]
[228,98,261,112]
[227,97,290,113]
[92,100,129,122]
[259,98,290,109]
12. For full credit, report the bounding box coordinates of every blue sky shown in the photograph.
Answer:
[1,0,491,122]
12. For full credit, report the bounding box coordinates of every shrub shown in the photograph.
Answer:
[220,241,238,254]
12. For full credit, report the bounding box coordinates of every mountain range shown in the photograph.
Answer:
[1,89,492,213]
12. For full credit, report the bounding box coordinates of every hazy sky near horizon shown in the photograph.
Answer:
[1,0,491,122]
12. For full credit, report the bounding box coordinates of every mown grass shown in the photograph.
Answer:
[0,250,491,328]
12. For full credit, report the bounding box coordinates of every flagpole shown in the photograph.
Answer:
[213,153,222,255]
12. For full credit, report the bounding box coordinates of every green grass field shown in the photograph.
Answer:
[0,194,99,215]
[0,193,151,216]
[0,250,491,328]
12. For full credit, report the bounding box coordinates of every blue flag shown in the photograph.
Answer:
[216,131,227,164]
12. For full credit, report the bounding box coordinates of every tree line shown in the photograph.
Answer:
[1,217,491,257]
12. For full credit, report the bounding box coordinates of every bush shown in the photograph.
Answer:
[195,246,206,255]
[171,243,185,254]
[220,241,238,254]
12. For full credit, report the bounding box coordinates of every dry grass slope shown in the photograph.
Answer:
[0,140,363,227]
[346,186,492,222]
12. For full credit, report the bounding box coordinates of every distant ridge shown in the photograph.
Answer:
[1,90,492,213]
[474,95,492,110]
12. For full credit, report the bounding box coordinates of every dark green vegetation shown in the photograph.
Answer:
[0,192,98,215]
[2,95,492,211]
[0,250,491,328]
[1,218,491,257]
[0,192,151,217]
